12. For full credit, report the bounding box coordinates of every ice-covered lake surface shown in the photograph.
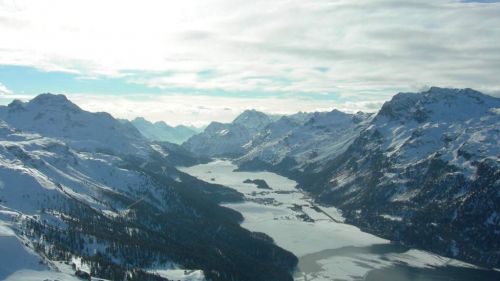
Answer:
[180,160,500,281]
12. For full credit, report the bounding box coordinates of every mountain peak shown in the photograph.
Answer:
[132,117,174,130]
[153,120,173,129]
[377,87,499,123]
[233,109,271,130]
[132,116,152,125]
[232,109,272,134]
[234,109,266,120]
[328,109,350,117]
[6,99,25,112]
[30,92,68,103]
[27,93,80,110]
[204,121,226,132]
[131,117,198,144]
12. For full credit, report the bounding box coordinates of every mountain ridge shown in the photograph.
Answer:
[182,109,274,157]
[238,87,500,268]
[131,117,200,144]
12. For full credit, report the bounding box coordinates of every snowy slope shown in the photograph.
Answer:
[0,218,48,280]
[0,213,85,281]
[131,117,199,144]
[300,87,500,267]
[237,110,372,172]
[0,119,181,279]
[0,120,173,214]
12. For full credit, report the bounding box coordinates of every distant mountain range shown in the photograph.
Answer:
[183,87,500,268]
[182,109,273,157]
[129,117,202,144]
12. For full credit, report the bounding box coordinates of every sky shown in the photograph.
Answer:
[0,0,499,126]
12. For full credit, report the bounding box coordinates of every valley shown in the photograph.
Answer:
[180,160,500,281]
[183,87,500,269]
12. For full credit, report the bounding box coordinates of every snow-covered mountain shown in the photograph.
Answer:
[131,117,200,144]
[182,109,273,157]
[184,107,372,173]
[237,110,372,172]
[0,94,150,156]
[295,87,500,267]
[232,109,274,134]
[0,94,297,281]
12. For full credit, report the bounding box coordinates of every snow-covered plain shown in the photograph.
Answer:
[180,160,492,281]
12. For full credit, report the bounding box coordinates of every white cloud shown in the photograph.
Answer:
[0,0,499,100]
[0,82,12,95]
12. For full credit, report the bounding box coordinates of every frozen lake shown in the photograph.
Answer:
[180,160,499,281]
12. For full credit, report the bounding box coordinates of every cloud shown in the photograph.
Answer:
[0,82,12,95]
[0,0,499,103]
